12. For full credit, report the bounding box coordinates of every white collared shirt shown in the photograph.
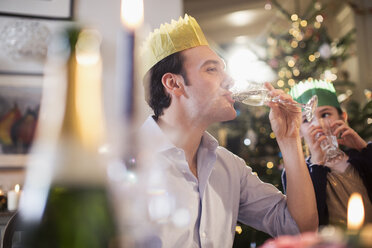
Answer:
[136,116,299,248]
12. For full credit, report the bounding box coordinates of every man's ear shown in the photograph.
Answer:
[161,73,185,97]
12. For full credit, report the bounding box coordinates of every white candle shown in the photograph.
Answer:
[347,192,365,231]
[7,184,21,211]
[119,0,143,120]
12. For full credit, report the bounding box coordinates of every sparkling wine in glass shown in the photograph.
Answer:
[232,83,318,122]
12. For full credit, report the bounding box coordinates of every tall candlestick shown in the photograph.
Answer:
[119,0,144,120]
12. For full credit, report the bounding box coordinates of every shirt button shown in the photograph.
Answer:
[201,232,207,238]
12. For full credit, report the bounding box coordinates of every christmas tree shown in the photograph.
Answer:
[265,0,355,93]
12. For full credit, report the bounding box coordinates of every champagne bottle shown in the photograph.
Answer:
[19,27,119,248]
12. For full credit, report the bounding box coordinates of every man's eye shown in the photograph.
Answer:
[321,113,330,118]
[207,67,217,72]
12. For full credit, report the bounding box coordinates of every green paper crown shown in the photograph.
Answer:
[289,79,340,110]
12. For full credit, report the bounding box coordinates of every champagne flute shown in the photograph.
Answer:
[231,81,318,122]
[317,118,345,164]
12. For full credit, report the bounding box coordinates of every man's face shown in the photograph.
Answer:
[300,105,344,146]
[179,46,236,123]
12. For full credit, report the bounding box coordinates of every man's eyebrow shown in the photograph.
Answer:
[201,59,225,68]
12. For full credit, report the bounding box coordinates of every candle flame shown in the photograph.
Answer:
[120,0,144,29]
[347,193,364,230]
[15,184,20,193]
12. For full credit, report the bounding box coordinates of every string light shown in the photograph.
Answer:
[288,59,295,67]
[269,132,276,139]
[308,54,316,62]
[291,14,298,21]
[243,138,251,146]
[300,20,308,27]
[264,3,272,10]
[292,29,299,37]
[288,79,295,86]
[291,40,298,48]
[277,80,285,87]
[316,15,324,22]
[364,89,372,99]
[296,33,303,41]
[314,2,322,10]
[314,22,321,29]
[293,68,300,76]
[267,162,274,169]
[236,225,243,234]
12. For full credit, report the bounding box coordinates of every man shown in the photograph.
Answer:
[138,14,317,247]
[282,80,372,226]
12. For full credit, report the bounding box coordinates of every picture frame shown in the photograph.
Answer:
[0,74,43,168]
[0,0,73,20]
[0,16,69,75]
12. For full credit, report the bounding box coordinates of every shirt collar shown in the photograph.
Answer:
[139,115,219,154]
[139,115,175,153]
[200,131,219,153]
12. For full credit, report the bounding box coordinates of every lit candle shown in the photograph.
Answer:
[119,0,144,120]
[346,193,364,247]
[7,184,21,211]
[347,193,365,231]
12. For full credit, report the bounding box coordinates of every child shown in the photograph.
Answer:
[282,80,372,226]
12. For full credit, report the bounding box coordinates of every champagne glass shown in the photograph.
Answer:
[231,81,318,122]
[317,118,345,164]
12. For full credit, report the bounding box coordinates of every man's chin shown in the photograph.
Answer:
[219,109,237,122]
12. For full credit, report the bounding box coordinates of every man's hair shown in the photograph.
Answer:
[143,51,187,120]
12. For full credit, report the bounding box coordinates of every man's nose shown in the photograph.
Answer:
[222,74,234,90]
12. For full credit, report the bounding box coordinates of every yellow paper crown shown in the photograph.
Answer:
[140,14,209,75]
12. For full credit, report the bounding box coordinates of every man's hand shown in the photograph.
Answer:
[331,120,367,151]
[264,82,318,232]
[264,82,301,139]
